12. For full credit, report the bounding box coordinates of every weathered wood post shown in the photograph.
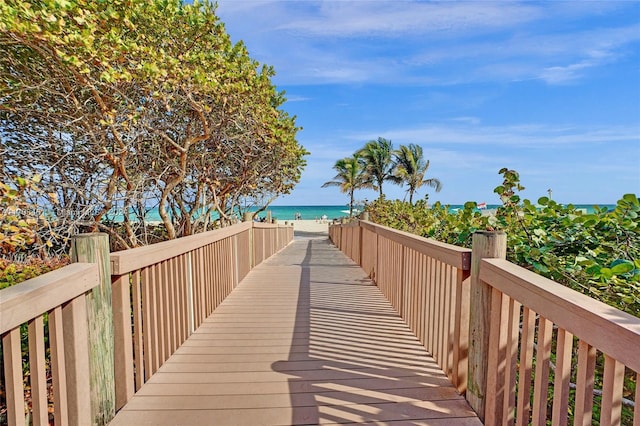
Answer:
[71,234,115,425]
[467,230,507,422]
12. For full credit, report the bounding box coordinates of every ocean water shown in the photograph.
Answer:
[107,203,615,223]
[263,204,614,220]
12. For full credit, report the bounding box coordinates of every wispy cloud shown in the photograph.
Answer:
[276,2,541,37]
[350,123,640,147]
[217,1,639,86]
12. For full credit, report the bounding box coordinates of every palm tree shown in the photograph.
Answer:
[358,137,398,199]
[394,144,442,204]
[321,155,371,216]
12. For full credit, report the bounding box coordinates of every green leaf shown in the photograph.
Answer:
[533,228,546,237]
[532,262,549,273]
[537,196,549,205]
[600,267,613,279]
[610,260,634,275]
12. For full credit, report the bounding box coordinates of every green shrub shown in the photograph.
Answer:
[367,168,639,317]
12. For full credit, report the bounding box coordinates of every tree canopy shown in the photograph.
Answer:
[1,0,307,251]
[394,143,441,204]
[325,138,441,205]
[321,154,371,217]
[357,137,396,199]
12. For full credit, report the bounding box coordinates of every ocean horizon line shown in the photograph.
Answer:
[100,203,617,223]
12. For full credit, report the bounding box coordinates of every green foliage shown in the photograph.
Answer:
[322,154,372,217]
[367,169,639,317]
[0,175,65,255]
[0,256,70,289]
[357,137,396,199]
[331,138,441,205]
[1,0,307,249]
[393,144,442,205]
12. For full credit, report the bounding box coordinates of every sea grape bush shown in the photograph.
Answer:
[0,175,70,288]
[367,168,639,317]
[1,0,307,250]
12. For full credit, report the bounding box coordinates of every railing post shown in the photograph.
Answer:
[466,231,506,422]
[243,213,255,269]
[71,233,115,425]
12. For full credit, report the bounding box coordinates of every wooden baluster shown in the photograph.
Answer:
[531,316,553,425]
[28,316,48,425]
[552,329,573,426]
[49,306,69,426]
[574,340,597,426]
[3,328,26,426]
[112,273,134,409]
[600,355,625,426]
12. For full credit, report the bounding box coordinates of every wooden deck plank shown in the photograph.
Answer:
[110,238,480,425]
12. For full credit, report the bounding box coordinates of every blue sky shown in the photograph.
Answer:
[215,1,640,206]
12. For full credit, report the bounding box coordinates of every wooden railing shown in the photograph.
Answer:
[1,264,100,426]
[479,259,640,426]
[329,220,472,392]
[0,222,292,426]
[330,220,640,426]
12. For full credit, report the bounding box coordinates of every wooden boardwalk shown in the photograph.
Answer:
[110,237,481,425]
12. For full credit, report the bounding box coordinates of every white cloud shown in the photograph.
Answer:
[217,1,640,86]
[349,123,640,147]
[276,2,541,37]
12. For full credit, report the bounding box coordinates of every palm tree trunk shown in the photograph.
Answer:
[349,188,355,216]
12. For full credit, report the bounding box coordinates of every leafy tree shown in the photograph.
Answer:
[1,0,306,250]
[393,143,442,204]
[357,137,397,199]
[322,155,371,216]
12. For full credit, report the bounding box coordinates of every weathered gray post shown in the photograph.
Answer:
[71,233,115,425]
[467,231,507,421]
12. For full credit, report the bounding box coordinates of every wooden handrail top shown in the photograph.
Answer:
[0,263,100,334]
[110,222,252,275]
[357,220,472,270]
[481,258,640,371]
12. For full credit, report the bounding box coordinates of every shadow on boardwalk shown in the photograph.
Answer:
[270,238,479,425]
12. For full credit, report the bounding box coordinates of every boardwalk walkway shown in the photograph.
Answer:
[110,236,480,425]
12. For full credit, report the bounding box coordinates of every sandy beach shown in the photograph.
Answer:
[285,219,329,239]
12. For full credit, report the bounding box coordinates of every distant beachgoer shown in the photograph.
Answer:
[321,214,327,223]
